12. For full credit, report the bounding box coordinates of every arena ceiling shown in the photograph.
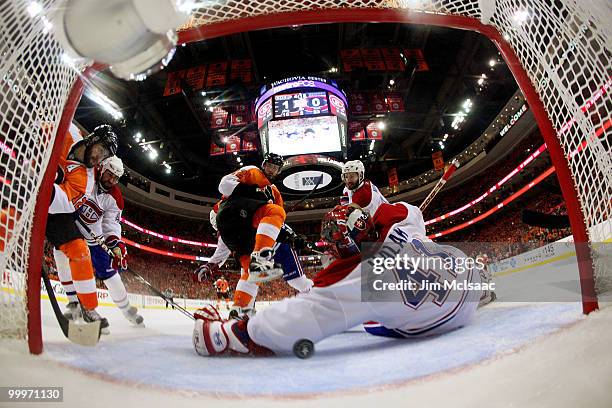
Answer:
[74,22,518,198]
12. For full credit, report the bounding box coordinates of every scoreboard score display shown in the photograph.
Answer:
[274,91,329,117]
[256,76,348,158]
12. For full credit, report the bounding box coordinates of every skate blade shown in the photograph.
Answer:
[68,320,102,346]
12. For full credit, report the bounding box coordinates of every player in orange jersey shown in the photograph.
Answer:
[215,153,287,317]
[46,124,118,333]
[214,276,231,310]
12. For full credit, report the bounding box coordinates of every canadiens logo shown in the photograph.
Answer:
[79,199,104,224]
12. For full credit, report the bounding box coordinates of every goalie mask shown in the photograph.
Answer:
[321,204,376,259]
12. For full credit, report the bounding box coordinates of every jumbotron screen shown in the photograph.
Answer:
[267,116,341,156]
[256,76,348,158]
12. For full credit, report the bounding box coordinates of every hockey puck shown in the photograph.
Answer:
[293,339,314,359]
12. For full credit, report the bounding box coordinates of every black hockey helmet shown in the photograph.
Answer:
[86,124,119,156]
[262,153,284,168]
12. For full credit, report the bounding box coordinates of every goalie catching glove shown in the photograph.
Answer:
[106,235,127,270]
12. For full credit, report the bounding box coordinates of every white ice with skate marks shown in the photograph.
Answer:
[7,256,612,402]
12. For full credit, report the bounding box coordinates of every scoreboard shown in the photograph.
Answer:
[255,76,348,158]
[274,91,329,117]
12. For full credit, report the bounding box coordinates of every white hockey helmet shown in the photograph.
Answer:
[209,208,218,231]
[341,160,365,184]
[100,155,124,178]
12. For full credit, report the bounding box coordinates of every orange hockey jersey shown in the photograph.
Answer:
[48,123,96,214]
[218,165,283,207]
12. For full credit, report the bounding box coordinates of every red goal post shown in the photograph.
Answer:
[0,0,609,355]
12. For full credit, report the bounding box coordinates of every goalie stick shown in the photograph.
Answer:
[419,159,460,212]
[76,219,195,321]
[41,264,102,346]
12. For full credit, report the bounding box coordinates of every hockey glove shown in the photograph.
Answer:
[193,262,219,283]
[106,236,128,270]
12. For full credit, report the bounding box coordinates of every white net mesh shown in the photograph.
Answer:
[1,0,79,340]
[0,0,610,347]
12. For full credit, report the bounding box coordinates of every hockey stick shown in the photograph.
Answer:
[419,159,460,212]
[76,219,195,321]
[41,264,102,346]
[288,172,324,212]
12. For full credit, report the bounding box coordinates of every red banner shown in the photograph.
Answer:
[230,59,253,84]
[366,122,383,140]
[349,93,369,115]
[163,65,206,96]
[211,107,228,129]
[361,49,386,71]
[241,131,258,151]
[230,103,252,127]
[225,135,241,153]
[381,48,406,71]
[370,92,388,114]
[206,62,228,87]
[349,122,366,141]
[432,151,445,170]
[185,65,206,91]
[386,92,404,112]
[163,70,186,96]
[340,49,364,72]
[210,142,225,156]
[404,48,429,71]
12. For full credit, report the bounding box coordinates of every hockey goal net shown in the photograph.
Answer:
[0,0,610,353]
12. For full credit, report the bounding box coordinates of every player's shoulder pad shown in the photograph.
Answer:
[107,185,124,210]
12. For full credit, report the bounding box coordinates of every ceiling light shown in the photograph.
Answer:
[389,79,395,86]
[512,10,530,25]
[477,78,485,85]
[148,149,158,160]
[201,91,207,96]
[377,121,386,130]
[489,59,496,67]
[205,99,212,106]
[27,1,43,17]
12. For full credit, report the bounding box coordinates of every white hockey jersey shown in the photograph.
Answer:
[313,201,479,336]
[341,179,388,215]
[76,181,124,246]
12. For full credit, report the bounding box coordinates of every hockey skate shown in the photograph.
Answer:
[63,301,82,321]
[248,248,283,283]
[81,307,110,335]
[121,305,144,327]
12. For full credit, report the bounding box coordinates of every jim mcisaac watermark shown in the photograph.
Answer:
[360,240,495,303]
